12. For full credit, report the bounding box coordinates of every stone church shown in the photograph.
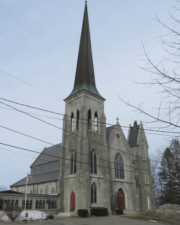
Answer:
[10,2,155,214]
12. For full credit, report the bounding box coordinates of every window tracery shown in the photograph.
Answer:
[115,153,124,179]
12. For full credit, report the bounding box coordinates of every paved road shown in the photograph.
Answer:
[0,215,168,225]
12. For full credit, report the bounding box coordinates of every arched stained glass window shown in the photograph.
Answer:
[94,112,98,131]
[88,110,91,130]
[91,183,97,203]
[115,153,124,179]
[90,151,97,174]
[76,110,79,130]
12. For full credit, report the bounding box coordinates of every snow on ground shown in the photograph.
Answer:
[0,210,48,221]
[0,211,4,218]
[16,211,48,221]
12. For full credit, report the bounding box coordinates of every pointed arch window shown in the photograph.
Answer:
[115,153,124,179]
[71,152,77,174]
[71,112,74,131]
[90,150,97,174]
[88,109,91,130]
[141,140,145,158]
[91,183,97,203]
[40,189,43,194]
[94,112,98,131]
[76,110,79,130]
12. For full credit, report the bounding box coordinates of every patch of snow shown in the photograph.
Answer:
[0,214,11,222]
[15,210,48,221]
[0,211,4,218]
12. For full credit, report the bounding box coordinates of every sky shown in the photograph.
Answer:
[0,0,178,188]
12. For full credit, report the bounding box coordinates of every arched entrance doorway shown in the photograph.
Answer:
[117,189,125,210]
[70,192,75,211]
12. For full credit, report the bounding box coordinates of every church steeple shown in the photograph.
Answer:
[67,1,104,100]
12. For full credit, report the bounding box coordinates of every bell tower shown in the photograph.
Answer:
[58,2,111,215]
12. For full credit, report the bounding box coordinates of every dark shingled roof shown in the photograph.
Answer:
[0,190,23,194]
[31,144,61,167]
[11,170,59,187]
[66,2,104,100]
[106,125,115,141]
[128,122,139,147]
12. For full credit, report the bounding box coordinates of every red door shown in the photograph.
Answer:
[117,189,125,210]
[70,192,75,211]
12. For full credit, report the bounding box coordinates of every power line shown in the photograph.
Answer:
[1,97,180,135]
[1,105,177,136]
[0,124,161,175]
[0,100,168,166]
[0,142,159,176]
[0,69,63,100]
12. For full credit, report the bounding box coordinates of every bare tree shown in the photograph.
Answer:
[149,152,162,198]
[0,185,7,191]
[4,205,22,222]
[119,0,180,131]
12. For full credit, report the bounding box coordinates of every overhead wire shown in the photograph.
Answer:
[0,124,161,175]
[1,97,180,135]
[0,69,63,100]
[0,100,170,165]
[0,142,159,176]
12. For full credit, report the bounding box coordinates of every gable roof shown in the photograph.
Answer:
[106,125,116,141]
[128,121,139,147]
[11,170,59,187]
[31,144,61,167]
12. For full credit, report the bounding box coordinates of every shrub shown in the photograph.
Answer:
[4,205,22,222]
[78,209,88,217]
[46,214,54,220]
[91,207,108,216]
[115,209,123,215]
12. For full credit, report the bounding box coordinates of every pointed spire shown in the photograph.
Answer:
[67,2,104,100]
